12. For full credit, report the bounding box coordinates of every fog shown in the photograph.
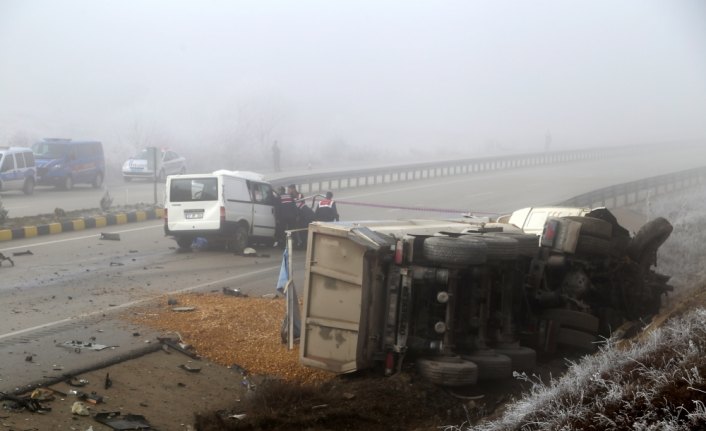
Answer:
[1,0,705,172]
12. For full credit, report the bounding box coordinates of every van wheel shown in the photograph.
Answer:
[23,178,35,195]
[232,225,249,253]
[62,176,73,190]
[176,237,192,249]
[92,173,103,188]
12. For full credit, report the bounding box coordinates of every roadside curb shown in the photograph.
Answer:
[0,208,164,242]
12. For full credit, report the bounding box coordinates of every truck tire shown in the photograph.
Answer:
[423,237,486,266]
[231,225,250,253]
[461,350,512,381]
[557,328,598,352]
[575,235,610,256]
[540,308,599,334]
[493,345,536,372]
[416,356,478,386]
[626,217,673,264]
[176,237,192,249]
[489,232,538,258]
[470,235,518,261]
[562,216,612,239]
[23,177,35,195]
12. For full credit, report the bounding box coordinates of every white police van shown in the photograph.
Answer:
[0,147,37,195]
[164,170,277,251]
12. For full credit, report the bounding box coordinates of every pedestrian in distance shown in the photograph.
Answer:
[272,141,281,172]
[315,191,340,222]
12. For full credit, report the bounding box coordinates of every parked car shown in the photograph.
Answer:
[32,138,105,189]
[122,147,186,182]
[0,146,36,195]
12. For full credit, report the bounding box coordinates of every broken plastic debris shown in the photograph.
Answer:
[100,232,121,241]
[179,364,202,373]
[172,306,196,312]
[61,340,110,351]
[71,401,90,416]
[243,247,257,256]
[223,287,246,297]
[229,413,247,420]
[94,412,152,429]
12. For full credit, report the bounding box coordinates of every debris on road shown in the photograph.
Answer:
[71,401,90,416]
[179,364,202,373]
[243,247,257,256]
[0,252,14,267]
[222,287,246,297]
[12,250,33,256]
[94,412,152,430]
[61,340,110,351]
[172,306,196,312]
[104,373,112,390]
[109,261,124,266]
[100,232,121,241]
[1,391,50,413]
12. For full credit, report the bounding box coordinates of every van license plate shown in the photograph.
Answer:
[185,211,204,219]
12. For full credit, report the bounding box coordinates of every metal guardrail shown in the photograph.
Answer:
[269,147,629,193]
[560,166,706,209]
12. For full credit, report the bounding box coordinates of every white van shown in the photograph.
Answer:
[164,170,277,250]
[0,146,37,195]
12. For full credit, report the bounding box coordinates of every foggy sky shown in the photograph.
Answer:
[1,0,705,168]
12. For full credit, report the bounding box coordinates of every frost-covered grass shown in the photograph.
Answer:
[466,306,706,430]
[460,184,706,431]
[642,185,706,288]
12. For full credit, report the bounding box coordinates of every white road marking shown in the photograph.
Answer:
[0,264,281,341]
[0,223,163,252]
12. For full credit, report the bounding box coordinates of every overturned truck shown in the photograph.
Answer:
[299,208,673,386]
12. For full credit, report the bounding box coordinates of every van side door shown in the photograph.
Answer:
[248,182,277,238]
[0,153,17,190]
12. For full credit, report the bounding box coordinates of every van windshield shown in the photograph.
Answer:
[32,142,69,158]
[170,178,218,202]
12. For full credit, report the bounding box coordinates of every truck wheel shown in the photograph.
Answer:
[416,356,478,386]
[176,237,192,249]
[493,345,536,372]
[562,216,612,239]
[231,225,249,253]
[423,237,486,266]
[574,235,610,256]
[626,217,673,264]
[540,308,599,334]
[489,232,538,258]
[556,328,598,352]
[461,350,512,381]
[92,173,103,188]
[473,234,519,261]
[23,178,35,195]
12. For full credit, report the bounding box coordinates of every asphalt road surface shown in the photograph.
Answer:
[0,147,704,392]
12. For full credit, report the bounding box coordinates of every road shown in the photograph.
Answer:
[0,148,703,392]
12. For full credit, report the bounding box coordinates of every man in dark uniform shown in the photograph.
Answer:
[277,185,297,247]
[315,191,340,222]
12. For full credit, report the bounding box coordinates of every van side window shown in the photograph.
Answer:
[14,153,26,169]
[1,154,14,172]
[248,182,272,204]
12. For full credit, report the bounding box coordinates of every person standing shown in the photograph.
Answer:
[277,185,297,247]
[315,191,340,222]
[272,141,281,172]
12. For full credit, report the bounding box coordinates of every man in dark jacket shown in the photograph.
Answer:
[315,191,340,222]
